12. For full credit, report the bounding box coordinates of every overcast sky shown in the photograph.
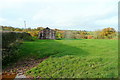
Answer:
[0,0,119,31]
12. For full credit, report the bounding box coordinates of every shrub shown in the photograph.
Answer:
[87,35,93,39]
[100,27,116,39]
[28,31,39,37]
[2,31,33,67]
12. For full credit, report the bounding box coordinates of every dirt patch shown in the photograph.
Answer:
[2,57,48,78]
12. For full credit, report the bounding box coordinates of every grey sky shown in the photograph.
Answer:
[0,0,119,31]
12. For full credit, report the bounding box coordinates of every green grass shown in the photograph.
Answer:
[19,39,118,78]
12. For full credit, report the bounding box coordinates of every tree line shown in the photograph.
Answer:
[1,26,118,39]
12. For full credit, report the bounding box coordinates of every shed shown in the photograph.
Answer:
[38,27,56,39]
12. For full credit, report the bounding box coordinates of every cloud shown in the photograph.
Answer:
[32,0,118,29]
[0,17,6,24]
[0,0,119,30]
[0,17,6,22]
[95,16,118,26]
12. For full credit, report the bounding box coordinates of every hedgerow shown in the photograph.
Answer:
[2,31,33,67]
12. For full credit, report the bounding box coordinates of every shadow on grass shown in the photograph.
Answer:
[19,39,89,59]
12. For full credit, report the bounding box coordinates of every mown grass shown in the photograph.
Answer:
[19,39,118,78]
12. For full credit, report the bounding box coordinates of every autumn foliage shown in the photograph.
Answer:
[100,27,116,39]
[1,26,118,39]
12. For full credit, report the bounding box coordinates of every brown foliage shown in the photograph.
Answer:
[87,35,93,39]
[100,27,116,39]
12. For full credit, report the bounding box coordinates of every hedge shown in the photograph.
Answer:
[2,31,33,67]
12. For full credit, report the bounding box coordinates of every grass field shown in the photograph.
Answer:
[19,39,118,78]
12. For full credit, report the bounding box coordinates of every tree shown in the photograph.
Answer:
[14,28,22,31]
[93,30,102,39]
[100,27,116,39]
[37,27,44,31]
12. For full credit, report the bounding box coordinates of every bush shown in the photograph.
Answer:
[28,31,39,37]
[93,28,117,39]
[2,31,33,67]
[100,27,116,39]
[87,35,93,39]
